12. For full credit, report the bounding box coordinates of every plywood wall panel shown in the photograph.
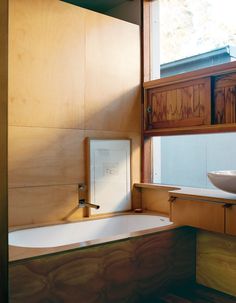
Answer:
[8,0,141,227]
[9,127,85,188]
[9,0,85,129]
[141,188,170,214]
[84,11,141,132]
[9,185,83,227]
[197,231,236,297]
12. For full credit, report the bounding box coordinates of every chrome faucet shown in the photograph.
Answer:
[77,184,100,210]
[78,199,100,210]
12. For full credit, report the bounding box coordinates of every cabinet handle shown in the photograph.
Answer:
[146,106,152,113]
[146,106,153,129]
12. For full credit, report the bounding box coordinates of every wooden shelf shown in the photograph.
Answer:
[144,61,236,89]
[144,123,236,137]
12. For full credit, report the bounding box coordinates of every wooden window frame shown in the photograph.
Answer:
[141,0,236,183]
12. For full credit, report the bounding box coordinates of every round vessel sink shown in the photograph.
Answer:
[208,170,236,194]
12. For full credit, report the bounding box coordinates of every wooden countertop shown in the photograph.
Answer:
[169,187,236,204]
[134,183,236,204]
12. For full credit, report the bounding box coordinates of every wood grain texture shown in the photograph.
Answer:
[214,72,236,89]
[226,205,236,236]
[141,188,170,214]
[8,0,141,227]
[169,187,236,204]
[213,72,236,124]
[142,136,152,183]
[197,230,236,297]
[9,227,196,303]
[215,87,236,124]
[0,0,8,301]
[8,126,85,187]
[9,0,85,129]
[84,10,141,132]
[143,0,151,82]
[144,61,236,89]
[170,199,225,233]
[146,78,211,130]
[9,185,84,227]
[144,123,236,137]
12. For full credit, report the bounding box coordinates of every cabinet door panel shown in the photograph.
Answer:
[170,198,225,233]
[146,78,211,130]
[226,205,236,236]
[214,72,236,124]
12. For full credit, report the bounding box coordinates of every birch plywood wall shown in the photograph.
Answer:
[8,0,141,227]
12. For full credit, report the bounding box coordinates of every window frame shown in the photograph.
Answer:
[141,0,236,183]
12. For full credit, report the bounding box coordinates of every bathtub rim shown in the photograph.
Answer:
[9,211,180,262]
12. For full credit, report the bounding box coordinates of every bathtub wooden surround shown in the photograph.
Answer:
[8,0,141,227]
[9,226,196,303]
[197,231,236,297]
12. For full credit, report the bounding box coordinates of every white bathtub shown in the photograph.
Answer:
[9,214,172,248]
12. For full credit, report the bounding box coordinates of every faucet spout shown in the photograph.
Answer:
[78,199,100,210]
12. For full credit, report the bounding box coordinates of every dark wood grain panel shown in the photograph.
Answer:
[214,86,236,124]
[146,78,211,130]
[213,72,236,124]
[9,227,196,303]
[0,0,8,301]
[215,72,236,89]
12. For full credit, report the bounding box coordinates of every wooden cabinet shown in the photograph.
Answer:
[170,198,225,233]
[225,205,236,236]
[145,78,211,130]
[214,72,236,124]
[170,196,236,234]
[143,62,236,135]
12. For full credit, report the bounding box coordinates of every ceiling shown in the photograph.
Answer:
[62,0,129,13]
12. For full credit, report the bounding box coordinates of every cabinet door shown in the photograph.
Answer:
[226,205,236,236]
[145,78,211,130]
[214,72,236,124]
[170,198,225,233]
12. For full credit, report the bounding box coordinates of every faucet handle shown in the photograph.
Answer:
[78,199,100,210]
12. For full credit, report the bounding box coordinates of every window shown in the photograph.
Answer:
[148,0,236,80]
[153,132,236,188]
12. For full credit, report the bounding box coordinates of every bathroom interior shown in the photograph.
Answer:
[1,0,236,302]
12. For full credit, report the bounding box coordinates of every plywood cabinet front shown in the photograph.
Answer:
[225,205,236,236]
[214,72,236,124]
[145,78,211,130]
[170,198,225,233]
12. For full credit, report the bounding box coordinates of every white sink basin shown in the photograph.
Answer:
[208,171,236,194]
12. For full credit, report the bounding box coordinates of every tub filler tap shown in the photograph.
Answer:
[78,199,100,210]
